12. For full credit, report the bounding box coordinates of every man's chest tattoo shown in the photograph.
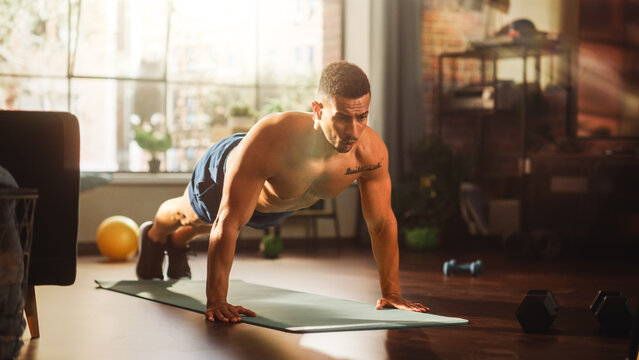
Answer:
[345,160,382,175]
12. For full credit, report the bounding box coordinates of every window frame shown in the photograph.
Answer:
[0,0,344,173]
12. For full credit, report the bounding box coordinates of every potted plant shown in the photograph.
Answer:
[392,136,473,250]
[227,102,255,133]
[133,123,172,173]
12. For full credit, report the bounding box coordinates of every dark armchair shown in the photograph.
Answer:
[0,111,80,338]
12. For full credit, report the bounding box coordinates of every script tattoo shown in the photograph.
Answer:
[345,160,382,175]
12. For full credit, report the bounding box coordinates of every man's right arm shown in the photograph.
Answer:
[205,202,258,322]
[204,127,277,322]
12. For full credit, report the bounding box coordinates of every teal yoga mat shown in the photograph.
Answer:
[95,279,468,333]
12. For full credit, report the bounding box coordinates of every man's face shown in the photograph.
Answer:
[313,93,370,153]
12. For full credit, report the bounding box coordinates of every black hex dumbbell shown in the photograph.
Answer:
[590,290,635,336]
[515,290,559,333]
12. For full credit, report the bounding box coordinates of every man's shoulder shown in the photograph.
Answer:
[352,127,388,181]
[356,127,388,159]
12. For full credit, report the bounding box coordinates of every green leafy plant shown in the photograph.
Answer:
[133,125,172,160]
[392,136,473,229]
[228,103,255,118]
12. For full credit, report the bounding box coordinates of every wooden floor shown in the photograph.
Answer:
[17,241,638,360]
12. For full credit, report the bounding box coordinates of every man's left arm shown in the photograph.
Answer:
[357,157,429,313]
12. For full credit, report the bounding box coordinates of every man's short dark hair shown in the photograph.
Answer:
[318,61,370,101]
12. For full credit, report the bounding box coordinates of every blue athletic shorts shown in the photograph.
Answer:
[187,133,294,229]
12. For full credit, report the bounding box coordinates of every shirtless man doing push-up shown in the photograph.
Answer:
[136,60,429,322]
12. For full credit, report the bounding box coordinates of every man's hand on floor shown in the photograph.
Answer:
[376,296,429,313]
[206,301,257,323]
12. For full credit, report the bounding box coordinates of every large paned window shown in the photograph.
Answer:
[0,0,343,172]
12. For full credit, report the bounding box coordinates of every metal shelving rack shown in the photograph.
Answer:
[437,38,573,238]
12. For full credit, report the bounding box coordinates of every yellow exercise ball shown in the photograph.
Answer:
[96,215,140,261]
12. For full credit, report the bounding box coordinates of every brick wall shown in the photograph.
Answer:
[322,0,343,66]
[421,1,485,134]
[421,1,521,195]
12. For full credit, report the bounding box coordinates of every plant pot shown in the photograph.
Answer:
[148,158,161,173]
[404,227,440,251]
